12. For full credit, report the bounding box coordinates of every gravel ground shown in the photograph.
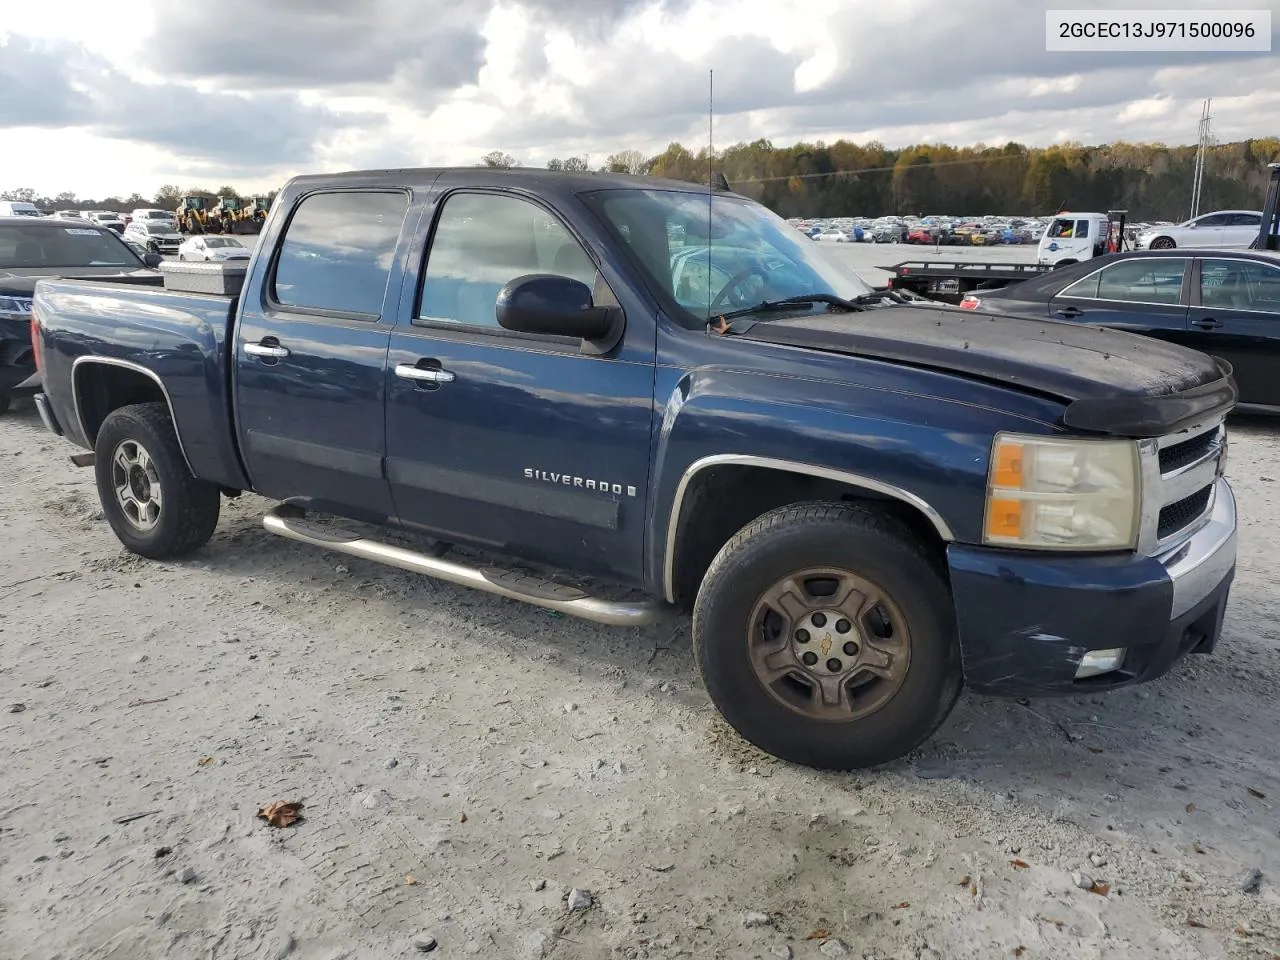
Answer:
[2,385,1279,959]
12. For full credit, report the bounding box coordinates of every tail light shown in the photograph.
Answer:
[30,303,44,372]
[959,296,980,310]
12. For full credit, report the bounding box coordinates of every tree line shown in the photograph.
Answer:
[8,137,1277,222]
[0,184,274,214]
[485,137,1280,221]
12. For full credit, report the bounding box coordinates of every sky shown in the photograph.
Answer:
[1,0,1278,198]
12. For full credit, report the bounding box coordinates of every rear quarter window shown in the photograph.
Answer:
[271,191,409,316]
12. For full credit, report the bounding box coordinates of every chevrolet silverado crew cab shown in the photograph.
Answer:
[29,169,1238,770]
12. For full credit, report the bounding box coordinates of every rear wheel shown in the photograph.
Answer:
[1150,236,1175,250]
[94,402,220,559]
[693,502,961,770]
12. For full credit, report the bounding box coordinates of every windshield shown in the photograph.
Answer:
[0,224,140,268]
[582,189,874,325]
[144,222,173,234]
[203,237,243,248]
[142,211,171,220]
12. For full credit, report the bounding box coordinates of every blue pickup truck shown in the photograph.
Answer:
[28,168,1238,769]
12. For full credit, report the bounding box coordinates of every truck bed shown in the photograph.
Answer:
[32,277,250,490]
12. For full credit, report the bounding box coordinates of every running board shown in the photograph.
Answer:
[262,506,666,627]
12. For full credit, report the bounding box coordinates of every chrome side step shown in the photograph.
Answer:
[262,506,666,627]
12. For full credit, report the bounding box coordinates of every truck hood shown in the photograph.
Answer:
[735,305,1236,438]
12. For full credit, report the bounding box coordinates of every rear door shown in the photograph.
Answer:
[383,182,657,582]
[234,189,413,524]
[1223,213,1262,248]
[1188,257,1280,407]
[1047,256,1193,347]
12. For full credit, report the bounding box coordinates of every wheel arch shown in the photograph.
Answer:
[662,455,955,606]
[72,357,195,473]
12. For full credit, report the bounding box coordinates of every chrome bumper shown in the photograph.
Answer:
[1161,478,1236,619]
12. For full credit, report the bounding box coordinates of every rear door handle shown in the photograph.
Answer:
[395,362,455,384]
[1191,317,1222,329]
[244,340,290,358]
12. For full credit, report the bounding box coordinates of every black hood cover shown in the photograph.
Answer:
[736,305,1236,438]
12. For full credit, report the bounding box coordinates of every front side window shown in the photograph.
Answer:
[272,191,408,316]
[581,188,874,326]
[1200,259,1280,311]
[1075,219,1090,238]
[1094,258,1187,304]
[418,192,597,329]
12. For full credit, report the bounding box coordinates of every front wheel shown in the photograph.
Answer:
[94,402,221,559]
[1149,236,1175,250]
[693,501,961,770]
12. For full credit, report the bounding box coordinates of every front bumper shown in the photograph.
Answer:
[948,478,1236,696]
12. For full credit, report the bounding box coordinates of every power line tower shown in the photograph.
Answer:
[1190,99,1213,219]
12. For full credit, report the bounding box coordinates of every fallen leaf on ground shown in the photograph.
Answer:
[1185,802,1195,813]
[1015,948,1026,957]
[892,901,910,909]
[1010,859,1030,870]
[958,875,971,887]
[1188,917,1206,928]
[404,874,418,886]
[1247,787,1266,799]
[459,811,468,823]
[1235,923,1251,937]
[1086,746,1104,754]
[256,800,304,828]
[1089,881,1110,896]
[805,930,831,940]
[197,756,215,766]
[1193,842,1206,854]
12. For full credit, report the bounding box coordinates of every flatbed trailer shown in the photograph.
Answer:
[880,261,1054,305]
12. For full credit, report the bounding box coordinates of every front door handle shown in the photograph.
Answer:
[244,340,290,359]
[1055,306,1083,319]
[1191,317,1222,330]
[395,362,455,384]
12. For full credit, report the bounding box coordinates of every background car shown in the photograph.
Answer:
[178,235,251,261]
[814,228,850,242]
[1136,210,1262,250]
[124,216,183,256]
[957,249,1280,410]
[87,211,125,234]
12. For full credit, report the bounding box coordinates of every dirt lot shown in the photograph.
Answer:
[1,398,1278,960]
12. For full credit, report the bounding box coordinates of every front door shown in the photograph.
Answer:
[1188,257,1280,407]
[383,185,656,582]
[1048,256,1192,347]
[234,189,412,523]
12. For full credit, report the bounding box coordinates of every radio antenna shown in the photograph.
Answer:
[706,68,714,325]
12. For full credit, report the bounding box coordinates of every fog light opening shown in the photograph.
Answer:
[1075,647,1127,679]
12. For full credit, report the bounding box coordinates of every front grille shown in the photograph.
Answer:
[1158,486,1212,540]
[1160,430,1218,474]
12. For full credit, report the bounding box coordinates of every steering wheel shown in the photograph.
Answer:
[709,265,770,314]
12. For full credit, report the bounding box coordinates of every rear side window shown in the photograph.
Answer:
[273,191,408,316]
[1094,258,1187,304]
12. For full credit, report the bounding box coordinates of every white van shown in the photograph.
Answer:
[0,201,42,218]
[1036,212,1112,266]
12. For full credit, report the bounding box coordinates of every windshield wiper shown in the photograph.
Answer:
[710,293,865,325]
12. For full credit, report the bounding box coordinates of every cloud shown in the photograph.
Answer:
[1,0,1278,197]
[0,35,378,169]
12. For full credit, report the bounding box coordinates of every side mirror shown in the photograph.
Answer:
[143,253,162,268]
[496,274,617,341]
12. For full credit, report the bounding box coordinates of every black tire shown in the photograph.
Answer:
[1149,236,1175,250]
[692,501,962,770]
[94,402,220,559]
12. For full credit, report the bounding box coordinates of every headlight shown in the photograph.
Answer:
[0,296,34,318]
[984,433,1140,550]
